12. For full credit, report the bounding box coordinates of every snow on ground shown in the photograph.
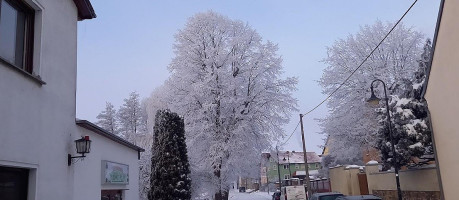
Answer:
[228,190,272,200]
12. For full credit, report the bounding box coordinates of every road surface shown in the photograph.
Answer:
[228,190,272,200]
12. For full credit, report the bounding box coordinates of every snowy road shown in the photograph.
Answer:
[228,190,272,200]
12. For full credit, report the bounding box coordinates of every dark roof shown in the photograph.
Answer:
[73,0,96,20]
[76,119,145,152]
[421,0,445,98]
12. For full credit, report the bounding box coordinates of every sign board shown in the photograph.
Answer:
[281,185,307,200]
[102,161,129,184]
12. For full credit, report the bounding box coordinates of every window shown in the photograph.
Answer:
[284,174,290,180]
[316,163,319,168]
[273,165,277,170]
[0,0,34,73]
[295,164,299,169]
[283,164,289,169]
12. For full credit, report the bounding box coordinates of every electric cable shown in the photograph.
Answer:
[278,0,418,146]
[302,0,418,116]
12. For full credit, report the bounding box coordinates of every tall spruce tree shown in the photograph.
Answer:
[149,110,191,200]
[376,39,434,169]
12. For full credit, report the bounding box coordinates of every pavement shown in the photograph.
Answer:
[228,190,272,200]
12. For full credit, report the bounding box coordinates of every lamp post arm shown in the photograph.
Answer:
[370,79,402,200]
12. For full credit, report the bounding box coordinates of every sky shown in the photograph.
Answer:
[76,0,441,154]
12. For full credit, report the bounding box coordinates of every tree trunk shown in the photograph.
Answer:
[214,190,229,200]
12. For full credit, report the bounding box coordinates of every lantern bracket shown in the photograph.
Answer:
[68,154,86,166]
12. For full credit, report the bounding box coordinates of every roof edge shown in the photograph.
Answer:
[76,119,145,152]
[421,0,445,98]
[73,0,96,20]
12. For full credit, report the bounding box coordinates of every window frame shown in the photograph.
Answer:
[273,164,277,170]
[0,0,35,74]
[284,174,290,180]
[283,164,289,169]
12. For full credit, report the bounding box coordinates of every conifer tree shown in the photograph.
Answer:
[149,110,191,200]
[96,102,118,134]
[376,39,434,168]
[118,91,144,143]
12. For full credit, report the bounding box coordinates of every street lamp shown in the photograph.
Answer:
[283,151,292,185]
[367,79,402,200]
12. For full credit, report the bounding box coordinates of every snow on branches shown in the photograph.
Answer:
[376,39,434,169]
[318,21,424,168]
[154,11,298,199]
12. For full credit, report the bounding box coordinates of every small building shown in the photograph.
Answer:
[261,151,322,190]
[74,120,144,200]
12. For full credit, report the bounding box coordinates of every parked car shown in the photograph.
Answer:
[272,191,281,200]
[309,192,344,200]
[335,195,382,200]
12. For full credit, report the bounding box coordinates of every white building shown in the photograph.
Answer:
[0,0,144,199]
[75,120,144,200]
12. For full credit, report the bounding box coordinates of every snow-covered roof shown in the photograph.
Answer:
[293,170,319,176]
[276,151,321,164]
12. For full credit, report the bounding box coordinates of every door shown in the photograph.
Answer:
[357,173,369,195]
[0,166,29,200]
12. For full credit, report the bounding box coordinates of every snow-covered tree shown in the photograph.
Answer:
[117,91,146,144]
[96,102,118,134]
[161,11,298,200]
[149,109,191,200]
[318,21,424,167]
[376,39,433,169]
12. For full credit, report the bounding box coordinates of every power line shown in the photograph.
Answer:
[278,120,300,147]
[278,0,418,147]
[302,0,418,116]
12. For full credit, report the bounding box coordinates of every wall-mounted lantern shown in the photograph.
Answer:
[68,136,91,166]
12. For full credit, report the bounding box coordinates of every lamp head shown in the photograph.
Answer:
[367,86,381,106]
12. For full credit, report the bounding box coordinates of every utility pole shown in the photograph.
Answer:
[276,146,282,190]
[300,114,311,197]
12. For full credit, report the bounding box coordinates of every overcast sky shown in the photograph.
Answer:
[76,0,440,154]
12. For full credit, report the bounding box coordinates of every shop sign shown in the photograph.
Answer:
[102,161,129,184]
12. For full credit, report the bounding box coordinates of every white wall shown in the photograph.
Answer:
[73,127,140,200]
[425,0,459,199]
[0,0,79,199]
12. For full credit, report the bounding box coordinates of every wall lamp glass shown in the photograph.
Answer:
[68,136,91,166]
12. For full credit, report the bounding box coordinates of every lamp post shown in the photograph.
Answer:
[283,151,292,185]
[367,79,402,200]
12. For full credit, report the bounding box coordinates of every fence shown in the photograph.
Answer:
[310,179,332,194]
[328,163,440,200]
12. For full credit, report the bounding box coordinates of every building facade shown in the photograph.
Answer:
[423,0,458,199]
[0,1,143,199]
[261,151,322,188]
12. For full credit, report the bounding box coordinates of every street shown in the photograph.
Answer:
[228,190,272,200]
